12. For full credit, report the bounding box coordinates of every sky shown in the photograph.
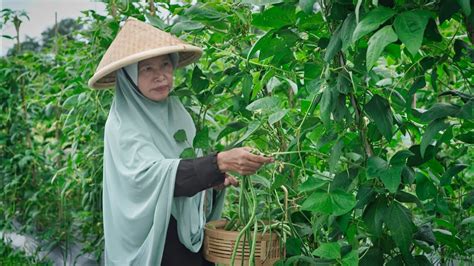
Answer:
[1,0,106,56]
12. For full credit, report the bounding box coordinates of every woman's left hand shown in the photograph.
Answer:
[213,173,239,190]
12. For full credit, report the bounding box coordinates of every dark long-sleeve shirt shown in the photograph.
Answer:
[161,153,225,266]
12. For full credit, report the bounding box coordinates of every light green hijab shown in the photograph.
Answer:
[102,57,225,265]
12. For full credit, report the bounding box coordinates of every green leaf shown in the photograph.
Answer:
[384,201,416,255]
[268,109,288,125]
[246,96,280,113]
[367,156,388,177]
[170,20,204,35]
[366,25,398,70]
[456,132,474,144]
[193,127,209,149]
[341,250,358,266]
[320,86,338,125]
[174,129,187,143]
[240,0,284,5]
[420,119,449,157]
[440,164,468,186]
[235,120,260,145]
[416,173,437,200]
[247,30,273,60]
[395,191,422,208]
[360,247,384,266]
[329,138,344,174]
[393,10,431,56]
[217,121,247,141]
[352,7,396,42]
[390,150,415,166]
[63,95,79,108]
[457,0,472,16]
[461,216,474,225]
[336,71,351,94]
[145,13,166,29]
[380,166,403,193]
[340,13,356,51]
[180,147,196,159]
[362,197,387,236]
[324,25,342,63]
[420,103,461,122]
[312,242,341,259]
[298,177,328,193]
[302,189,356,216]
[364,94,394,141]
[252,5,295,29]
[191,66,209,92]
[299,0,316,13]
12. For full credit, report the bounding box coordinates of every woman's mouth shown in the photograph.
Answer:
[151,85,168,92]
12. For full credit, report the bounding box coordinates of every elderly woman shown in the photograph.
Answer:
[88,17,273,266]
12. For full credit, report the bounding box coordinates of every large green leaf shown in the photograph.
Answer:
[419,103,461,122]
[217,121,247,141]
[380,166,403,193]
[234,120,260,145]
[252,5,295,29]
[420,119,449,157]
[170,20,204,35]
[440,164,468,186]
[340,13,356,51]
[352,7,396,42]
[457,0,472,16]
[362,197,388,236]
[341,250,359,266]
[366,26,398,70]
[364,94,394,141]
[312,242,341,259]
[416,173,437,200]
[246,96,280,113]
[390,150,415,166]
[191,66,209,92]
[268,109,288,125]
[193,127,209,149]
[174,129,187,143]
[384,201,416,255]
[393,10,431,56]
[298,177,328,193]
[247,30,274,60]
[324,25,342,63]
[329,138,344,174]
[320,86,338,125]
[302,189,356,216]
[367,156,388,177]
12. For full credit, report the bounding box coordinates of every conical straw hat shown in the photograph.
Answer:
[88,17,203,89]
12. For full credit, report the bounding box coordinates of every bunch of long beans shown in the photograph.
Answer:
[230,174,258,265]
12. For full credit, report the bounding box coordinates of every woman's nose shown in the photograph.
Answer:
[153,72,166,82]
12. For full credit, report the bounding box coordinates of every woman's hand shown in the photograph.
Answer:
[217,147,274,176]
[213,173,239,190]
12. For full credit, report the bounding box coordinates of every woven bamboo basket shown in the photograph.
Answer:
[203,219,285,266]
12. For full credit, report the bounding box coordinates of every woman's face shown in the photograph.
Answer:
[137,55,174,101]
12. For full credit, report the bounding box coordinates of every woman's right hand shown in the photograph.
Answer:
[217,147,274,175]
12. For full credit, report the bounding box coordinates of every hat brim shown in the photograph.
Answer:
[88,44,202,89]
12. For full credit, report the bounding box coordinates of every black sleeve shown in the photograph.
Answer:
[174,152,225,197]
